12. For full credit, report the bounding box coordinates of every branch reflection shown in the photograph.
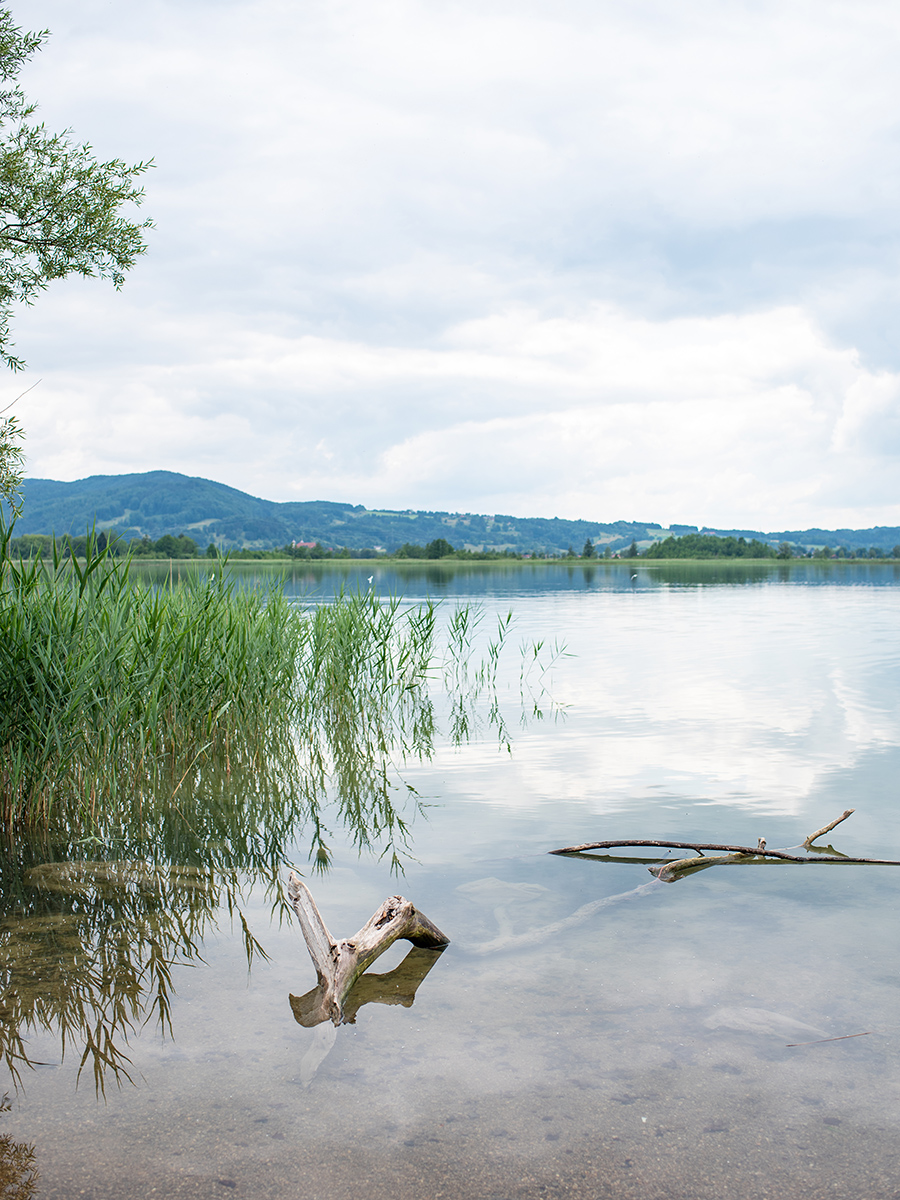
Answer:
[290,945,446,1028]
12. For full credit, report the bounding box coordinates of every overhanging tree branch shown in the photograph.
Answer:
[0,11,152,372]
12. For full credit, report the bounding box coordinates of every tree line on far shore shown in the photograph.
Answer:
[7,532,533,561]
[8,530,900,562]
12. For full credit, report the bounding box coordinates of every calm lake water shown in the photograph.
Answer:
[3,561,900,1199]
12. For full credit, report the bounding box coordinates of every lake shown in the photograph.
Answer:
[3,560,900,1199]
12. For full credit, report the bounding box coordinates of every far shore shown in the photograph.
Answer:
[65,553,900,566]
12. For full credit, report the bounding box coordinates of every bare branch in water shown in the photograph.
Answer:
[551,812,900,883]
[804,808,855,849]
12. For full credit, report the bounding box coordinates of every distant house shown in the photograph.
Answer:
[292,540,317,549]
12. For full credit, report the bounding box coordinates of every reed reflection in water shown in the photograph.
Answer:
[0,594,557,1096]
[0,1097,36,1200]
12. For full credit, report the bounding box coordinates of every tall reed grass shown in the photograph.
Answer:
[0,529,442,834]
[0,531,566,1091]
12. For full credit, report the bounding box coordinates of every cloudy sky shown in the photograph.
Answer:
[7,0,900,529]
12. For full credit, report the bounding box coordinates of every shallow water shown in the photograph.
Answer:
[3,564,900,1198]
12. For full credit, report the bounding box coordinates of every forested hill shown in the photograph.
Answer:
[11,471,664,554]
[10,471,900,555]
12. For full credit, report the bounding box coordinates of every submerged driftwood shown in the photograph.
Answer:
[551,809,900,882]
[286,871,449,1026]
[291,946,446,1027]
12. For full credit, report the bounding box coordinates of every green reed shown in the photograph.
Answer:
[0,532,567,1093]
[0,529,444,835]
[0,537,452,1091]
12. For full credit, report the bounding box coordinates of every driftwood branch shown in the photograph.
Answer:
[804,808,855,848]
[552,839,819,862]
[286,871,449,1026]
[551,812,900,882]
[291,946,445,1027]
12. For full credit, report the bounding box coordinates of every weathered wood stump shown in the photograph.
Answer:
[286,870,450,1026]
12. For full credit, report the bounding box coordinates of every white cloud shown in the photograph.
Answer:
[7,0,900,525]
[833,373,900,456]
[11,295,900,528]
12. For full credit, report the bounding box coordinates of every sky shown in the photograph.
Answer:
[6,0,900,530]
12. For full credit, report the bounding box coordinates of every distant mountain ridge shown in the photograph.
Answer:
[9,471,900,555]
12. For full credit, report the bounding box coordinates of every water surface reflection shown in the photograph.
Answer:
[131,557,900,599]
[3,567,900,1199]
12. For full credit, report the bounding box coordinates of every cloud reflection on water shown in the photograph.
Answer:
[442,584,900,820]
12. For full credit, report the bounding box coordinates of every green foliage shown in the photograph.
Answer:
[440,547,523,561]
[0,410,22,513]
[582,538,595,558]
[6,530,203,559]
[16,473,900,558]
[8,532,202,559]
[0,529,544,840]
[283,541,336,559]
[130,533,198,558]
[0,534,302,827]
[0,9,152,370]
[394,541,426,559]
[392,540,530,561]
[0,577,495,1086]
[8,530,126,558]
[646,533,777,559]
[0,503,575,1098]
[425,537,453,558]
